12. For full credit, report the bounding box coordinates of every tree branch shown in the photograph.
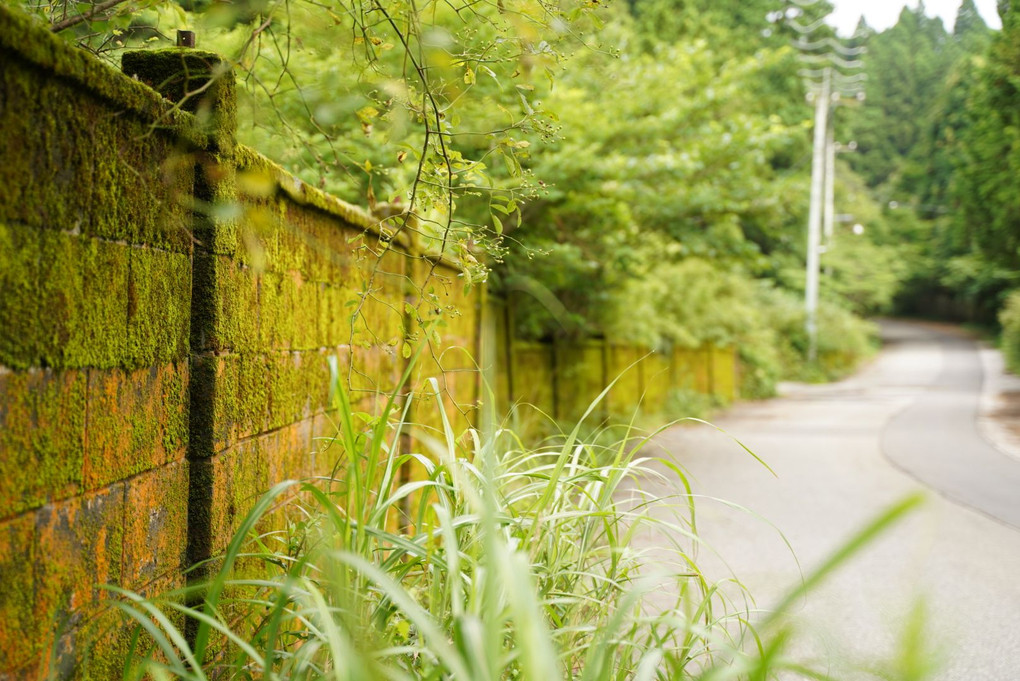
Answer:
[51,0,133,33]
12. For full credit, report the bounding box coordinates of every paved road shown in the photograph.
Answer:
[634,320,1020,680]
[882,324,1020,528]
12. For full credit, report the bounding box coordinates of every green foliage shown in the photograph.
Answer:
[845,5,958,192]
[95,368,929,680]
[952,2,1020,272]
[999,290,1020,374]
[840,0,1020,327]
[661,386,719,421]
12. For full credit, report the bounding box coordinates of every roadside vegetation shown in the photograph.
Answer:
[95,371,927,680]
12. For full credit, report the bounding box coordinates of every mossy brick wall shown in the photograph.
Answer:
[0,6,198,678]
[491,300,738,438]
[187,149,481,560]
[0,5,481,678]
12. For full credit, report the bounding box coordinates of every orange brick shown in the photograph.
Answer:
[122,461,189,588]
[33,486,124,677]
[84,363,189,489]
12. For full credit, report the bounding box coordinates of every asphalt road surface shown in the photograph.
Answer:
[635,319,1020,679]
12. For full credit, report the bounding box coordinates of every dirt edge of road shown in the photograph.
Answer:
[978,344,1020,462]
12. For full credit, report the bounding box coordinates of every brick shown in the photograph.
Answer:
[0,369,86,517]
[267,419,315,486]
[205,439,269,555]
[0,223,40,369]
[210,353,270,453]
[0,514,40,671]
[34,486,125,675]
[215,256,260,354]
[122,461,189,587]
[234,194,281,269]
[125,247,191,367]
[53,544,188,681]
[36,233,130,369]
[318,283,358,349]
[84,363,189,489]
[266,350,333,431]
[263,270,322,351]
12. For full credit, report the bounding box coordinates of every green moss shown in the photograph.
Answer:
[0,223,41,369]
[122,48,236,152]
[35,232,129,369]
[0,514,41,670]
[258,270,285,349]
[188,354,216,459]
[234,195,282,270]
[319,282,358,348]
[266,351,330,431]
[88,113,195,250]
[213,256,260,353]
[260,271,324,351]
[0,24,200,250]
[207,439,268,554]
[193,152,240,256]
[126,248,191,367]
[162,361,190,456]
[0,370,86,517]
[123,461,189,586]
[34,485,125,673]
[293,279,323,350]
[0,4,205,146]
[84,364,189,489]
[212,354,270,451]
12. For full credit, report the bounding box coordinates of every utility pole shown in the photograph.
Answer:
[805,67,830,363]
[823,117,836,249]
[787,0,867,364]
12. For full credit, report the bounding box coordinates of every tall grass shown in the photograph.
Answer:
[97,366,924,680]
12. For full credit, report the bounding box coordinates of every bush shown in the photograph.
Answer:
[999,290,1020,374]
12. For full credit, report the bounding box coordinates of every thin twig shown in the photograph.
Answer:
[51,0,132,33]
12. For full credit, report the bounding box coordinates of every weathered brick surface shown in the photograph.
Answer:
[0,514,38,671]
[0,37,194,253]
[122,461,189,587]
[0,369,86,518]
[126,248,192,368]
[84,363,189,489]
[205,438,269,555]
[266,419,316,486]
[33,486,125,673]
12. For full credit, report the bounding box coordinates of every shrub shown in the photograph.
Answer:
[999,290,1020,374]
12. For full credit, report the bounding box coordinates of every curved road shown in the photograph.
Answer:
[882,323,1020,528]
[635,320,1020,680]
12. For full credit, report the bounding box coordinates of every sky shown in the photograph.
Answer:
[827,0,1001,35]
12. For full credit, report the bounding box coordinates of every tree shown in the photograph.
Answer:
[952,0,1020,271]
